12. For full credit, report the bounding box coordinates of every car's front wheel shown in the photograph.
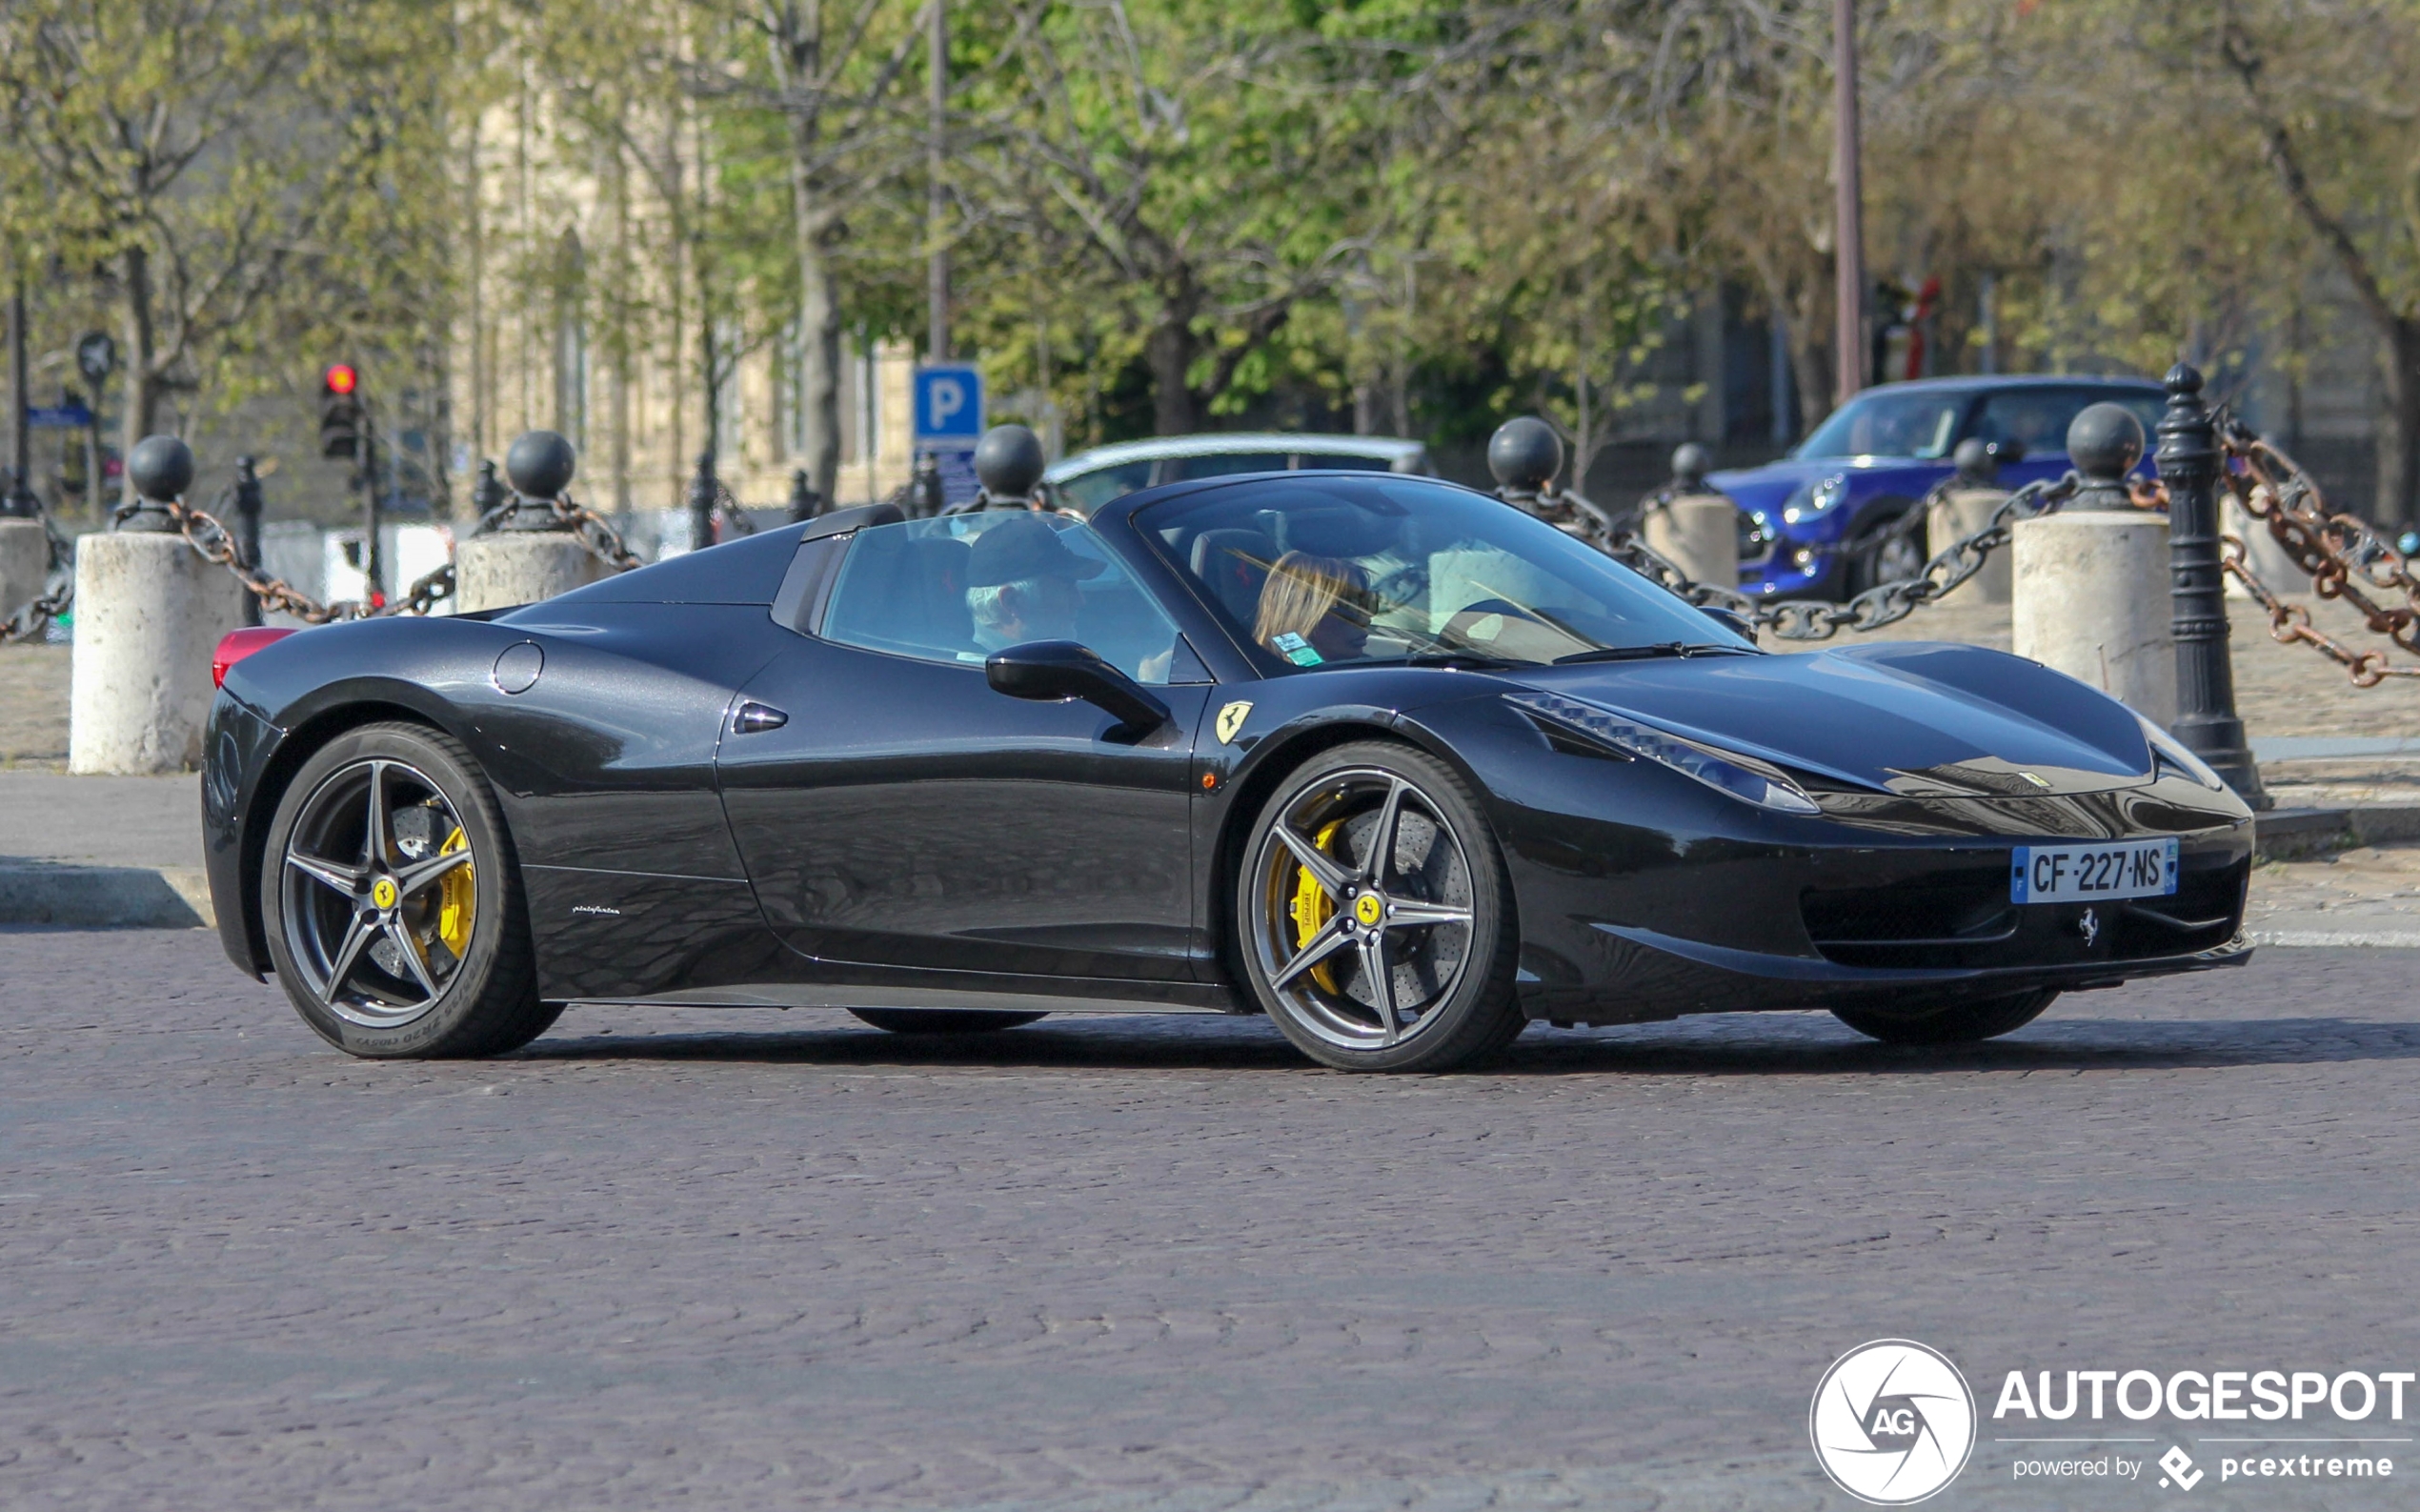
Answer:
[1845,499,1926,596]
[1831,989,2058,1045]
[1234,741,1524,1072]
[262,721,557,1058]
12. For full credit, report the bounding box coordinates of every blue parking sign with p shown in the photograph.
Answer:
[913,365,984,442]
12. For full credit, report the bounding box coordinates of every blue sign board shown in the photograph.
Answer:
[27,402,93,430]
[912,365,985,443]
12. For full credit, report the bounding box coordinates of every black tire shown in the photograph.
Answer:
[847,1009,1046,1035]
[1232,740,1524,1072]
[261,720,553,1058]
[1831,989,2059,1045]
[1845,499,1926,596]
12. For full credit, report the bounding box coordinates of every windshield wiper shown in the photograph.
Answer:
[1552,642,1754,665]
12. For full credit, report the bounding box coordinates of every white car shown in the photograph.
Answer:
[1042,433,1431,515]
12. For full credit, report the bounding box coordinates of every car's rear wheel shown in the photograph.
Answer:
[1831,989,2058,1045]
[1235,741,1523,1072]
[847,1009,1046,1035]
[262,722,556,1058]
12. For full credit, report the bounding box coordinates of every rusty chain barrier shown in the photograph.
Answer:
[2216,420,2420,686]
[1541,472,2080,641]
[164,486,645,626]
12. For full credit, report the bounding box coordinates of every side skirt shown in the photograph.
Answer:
[573,980,1240,1017]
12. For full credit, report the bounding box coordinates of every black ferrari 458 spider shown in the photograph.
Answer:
[204,471,2252,1071]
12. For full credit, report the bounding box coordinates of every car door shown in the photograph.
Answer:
[716,513,1215,983]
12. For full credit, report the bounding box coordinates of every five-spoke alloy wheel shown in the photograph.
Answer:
[1237,742,1523,1071]
[263,722,556,1058]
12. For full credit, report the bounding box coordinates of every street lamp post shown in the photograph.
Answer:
[2156,363,2269,808]
[927,0,949,363]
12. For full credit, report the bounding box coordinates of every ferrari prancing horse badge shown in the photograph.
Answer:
[1216,700,1253,744]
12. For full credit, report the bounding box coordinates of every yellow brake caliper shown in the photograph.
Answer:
[1287,818,1346,992]
[436,827,474,958]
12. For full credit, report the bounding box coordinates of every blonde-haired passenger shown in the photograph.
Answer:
[1253,552,1371,664]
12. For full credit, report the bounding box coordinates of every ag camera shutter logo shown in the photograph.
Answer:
[1811,1340,1978,1504]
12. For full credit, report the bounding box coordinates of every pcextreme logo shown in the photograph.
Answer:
[1811,1340,1979,1504]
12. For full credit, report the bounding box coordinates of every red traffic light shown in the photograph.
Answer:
[323,363,358,396]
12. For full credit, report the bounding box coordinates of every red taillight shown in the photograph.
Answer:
[212,626,296,689]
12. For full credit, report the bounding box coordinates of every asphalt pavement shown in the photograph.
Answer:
[3,928,2414,1510]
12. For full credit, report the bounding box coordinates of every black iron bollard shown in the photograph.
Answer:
[232,455,265,626]
[912,452,944,518]
[472,457,509,522]
[1951,437,1998,489]
[118,435,192,533]
[2155,364,2268,808]
[0,465,36,518]
[688,451,718,550]
[788,469,821,523]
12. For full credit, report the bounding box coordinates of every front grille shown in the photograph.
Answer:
[1738,511,1775,566]
[1801,855,2249,970]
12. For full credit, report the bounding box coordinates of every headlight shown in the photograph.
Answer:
[2142,718,2228,792]
[1508,691,1821,815]
[1781,475,1846,526]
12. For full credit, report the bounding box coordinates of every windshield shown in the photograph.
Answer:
[1795,389,1966,459]
[1139,476,1756,672]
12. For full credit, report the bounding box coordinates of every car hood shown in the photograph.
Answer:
[1506,640,2154,796]
[1705,455,1929,514]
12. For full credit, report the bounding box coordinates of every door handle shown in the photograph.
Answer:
[734,701,789,734]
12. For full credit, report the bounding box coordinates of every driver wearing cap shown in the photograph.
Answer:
[964,514,1172,682]
[964,514,1102,652]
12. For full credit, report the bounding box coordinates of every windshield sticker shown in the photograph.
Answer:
[1271,633,1323,666]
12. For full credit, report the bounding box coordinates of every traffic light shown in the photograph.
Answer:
[319,363,362,459]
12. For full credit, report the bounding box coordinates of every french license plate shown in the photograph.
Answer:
[2010,838,2178,904]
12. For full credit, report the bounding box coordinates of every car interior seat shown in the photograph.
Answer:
[1189,528,1275,630]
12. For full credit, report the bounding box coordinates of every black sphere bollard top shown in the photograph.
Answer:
[118,434,194,532]
[1952,437,1999,487]
[2065,403,2145,512]
[1670,442,1712,493]
[1487,416,1563,495]
[128,434,194,503]
[974,424,1047,503]
[506,430,576,503]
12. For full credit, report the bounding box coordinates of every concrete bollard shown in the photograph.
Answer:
[69,532,248,773]
[1926,490,2013,604]
[1644,495,1739,589]
[0,516,47,623]
[2011,405,2175,725]
[454,534,607,613]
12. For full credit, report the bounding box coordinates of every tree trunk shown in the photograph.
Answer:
[120,244,161,504]
[792,157,844,505]
[2377,321,2420,528]
[1147,313,1200,435]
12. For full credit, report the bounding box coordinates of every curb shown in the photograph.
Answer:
[2254,804,2420,860]
[0,864,214,929]
[2252,928,2420,949]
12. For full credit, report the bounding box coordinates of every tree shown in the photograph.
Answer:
[0,0,454,495]
[962,1,1385,435]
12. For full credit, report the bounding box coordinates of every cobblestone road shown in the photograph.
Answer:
[3,931,2415,1510]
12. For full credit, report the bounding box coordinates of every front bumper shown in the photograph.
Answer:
[1502,789,2254,1024]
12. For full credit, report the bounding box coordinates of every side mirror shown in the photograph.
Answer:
[985,640,1170,742]
[1987,438,2027,467]
[1700,605,1757,640]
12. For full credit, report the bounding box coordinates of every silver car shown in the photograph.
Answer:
[1042,433,1430,515]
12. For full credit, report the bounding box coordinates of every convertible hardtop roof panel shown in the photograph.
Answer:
[518,520,810,611]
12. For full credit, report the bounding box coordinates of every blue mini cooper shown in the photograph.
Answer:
[1709,375,2168,600]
